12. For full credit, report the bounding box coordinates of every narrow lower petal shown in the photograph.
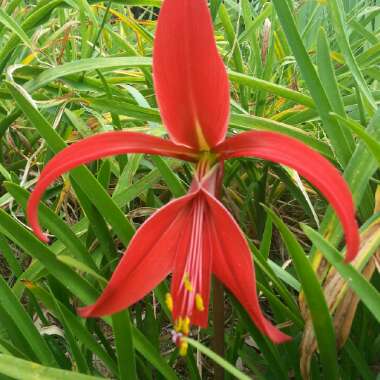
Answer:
[78,192,197,318]
[153,0,230,149]
[27,131,196,242]
[204,191,291,343]
[170,194,212,329]
[216,131,359,262]
[168,169,224,334]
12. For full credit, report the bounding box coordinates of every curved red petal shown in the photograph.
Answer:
[78,192,196,318]
[27,131,196,242]
[204,191,290,343]
[153,0,230,149]
[216,131,359,262]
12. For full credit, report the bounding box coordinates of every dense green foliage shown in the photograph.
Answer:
[0,0,379,379]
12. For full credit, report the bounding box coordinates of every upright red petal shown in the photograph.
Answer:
[204,191,290,343]
[78,192,197,318]
[153,0,230,150]
[27,131,196,242]
[216,131,359,262]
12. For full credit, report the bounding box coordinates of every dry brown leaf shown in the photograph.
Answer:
[300,186,380,379]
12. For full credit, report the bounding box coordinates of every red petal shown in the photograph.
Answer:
[153,0,230,150]
[78,193,196,317]
[204,191,290,343]
[27,131,196,242]
[191,217,212,327]
[170,194,212,328]
[216,131,359,262]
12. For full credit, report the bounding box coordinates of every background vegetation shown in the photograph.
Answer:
[0,0,379,378]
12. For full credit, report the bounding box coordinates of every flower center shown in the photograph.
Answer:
[196,151,218,178]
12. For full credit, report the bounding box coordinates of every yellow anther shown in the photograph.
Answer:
[182,317,190,335]
[195,293,205,311]
[165,293,173,312]
[179,340,188,356]
[175,317,183,332]
[183,273,193,292]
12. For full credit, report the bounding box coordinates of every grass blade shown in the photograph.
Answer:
[303,225,380,323]
[272,0,354,167]
[265,206,339,379]
[0,276,56,367]
[0,354,103,380]
[186,338,251,380]
[327,0,377,112]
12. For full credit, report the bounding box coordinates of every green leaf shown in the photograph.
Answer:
[326,0,377,112]
[316,27,354,151]
[27,283,118,376]
[56,256,106,285]
[311,108,380,263]
[210,0,222,20]
[112,312,137,380]
[0,234,22,277]
[331,112,380,166]
[186,338,251,380]
[238,3,272,42]
[272,0,354,167]
[0,208,98,305]
[0,354,104,380]
[131,328,179,380]
[228,70,315,108]
[4,182,97,271]
[264,207,339,379]
[0,0,65,72]
[6,80,136,246]
[48,287,90,374]
[25,57,152,92]
[219,4,248,109]
[0,276,56,367]
[0,8,33,49]
[303,225,380,323]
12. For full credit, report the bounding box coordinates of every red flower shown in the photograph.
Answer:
[27,0,359,353]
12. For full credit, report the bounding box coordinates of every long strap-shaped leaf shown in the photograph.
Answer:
[310,109,380,269]
[0,354,104,380]
[0,208,98,305]
[326,0,377,112]
[5,182,98,271]
[0,276,56,367]
[6,80,136,246]
[25,57,151,93]
[0,209,179,379]
[265,207,339,380]
[272,0,353,167]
